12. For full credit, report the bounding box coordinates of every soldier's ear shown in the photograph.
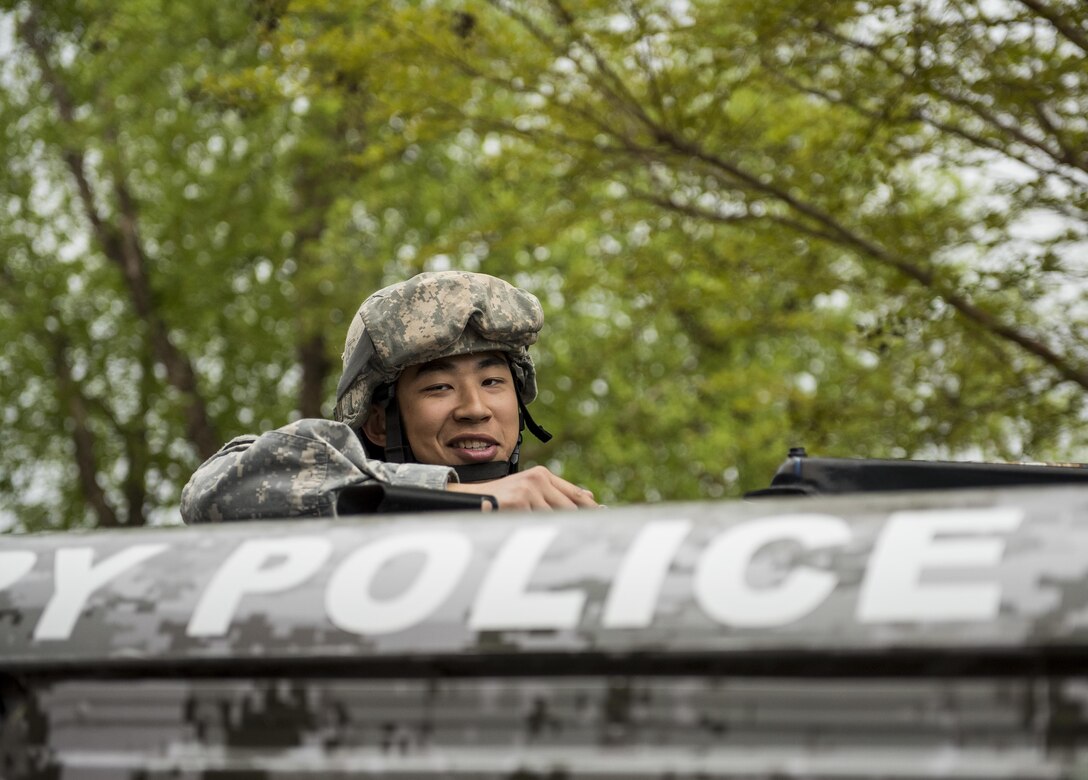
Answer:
[362,404,387,446]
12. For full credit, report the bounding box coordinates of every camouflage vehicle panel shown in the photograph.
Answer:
[3,487,1088,777]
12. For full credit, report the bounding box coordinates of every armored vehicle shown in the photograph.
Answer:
[4,465,1088,777]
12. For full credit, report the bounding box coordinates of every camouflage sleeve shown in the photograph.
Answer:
[180,418,457,524]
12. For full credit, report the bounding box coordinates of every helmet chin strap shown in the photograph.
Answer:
[380,385,413,465]
[378,384,552,484]
[453,460,515,482]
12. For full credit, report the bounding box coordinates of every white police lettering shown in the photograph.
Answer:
[327,530,472,635]
[34,545,168,641]
[695,515,851,628]
[17,506,1032,643]
[857,507,1023,623]
[0,551,36,592]
[470,526,585,631]
[188,537,331,637]
[602,520,692,629]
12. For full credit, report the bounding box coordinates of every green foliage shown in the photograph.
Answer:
[2,0,1087,529]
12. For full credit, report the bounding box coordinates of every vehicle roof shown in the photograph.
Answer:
[2,485,1087,671]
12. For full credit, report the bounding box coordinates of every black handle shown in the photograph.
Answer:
[336,483,498,515]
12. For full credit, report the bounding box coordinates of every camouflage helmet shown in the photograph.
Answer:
[334,271,544,429]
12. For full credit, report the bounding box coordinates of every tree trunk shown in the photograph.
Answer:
[298,331,332,419]
[19,9,221,460]
[51,338,121,528]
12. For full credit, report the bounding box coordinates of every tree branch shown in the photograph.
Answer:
[1030,99,1087,173]
[546,0,667,138]
[814,21,1088,177]
[1014,0,1088,55]
[50,335,122,528]
[632,126,1088,389]
[625,1,676,133]
[486,0,656,137]
[19,8,221,459]
[764,62,1084,192]
[296,331,330,419]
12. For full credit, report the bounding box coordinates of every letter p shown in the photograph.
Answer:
[188,537,331,637]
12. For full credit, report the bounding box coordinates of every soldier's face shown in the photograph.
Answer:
[385,351,520,467]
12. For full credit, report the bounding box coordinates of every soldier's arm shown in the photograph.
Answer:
[180,418,455,523]
[447,466,599,510]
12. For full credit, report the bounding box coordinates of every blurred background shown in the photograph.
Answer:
[1,0,1086,531]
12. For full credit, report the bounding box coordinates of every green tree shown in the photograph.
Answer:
[2,0,1086,528]
[290,0,1087,498]
[0,0,382,529]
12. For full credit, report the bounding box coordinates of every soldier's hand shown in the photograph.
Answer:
[448,465,599,510]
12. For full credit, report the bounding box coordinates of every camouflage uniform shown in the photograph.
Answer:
[179,418,456,523]
[181,272,544,524]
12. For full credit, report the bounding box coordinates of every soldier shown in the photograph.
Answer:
[181,271,598,523]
